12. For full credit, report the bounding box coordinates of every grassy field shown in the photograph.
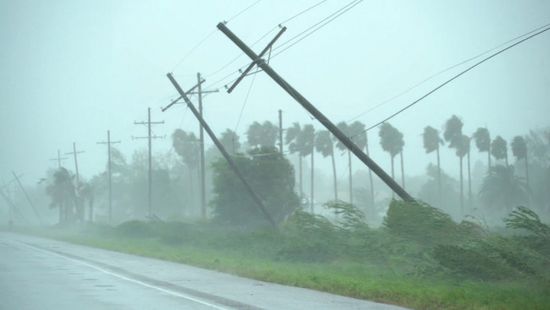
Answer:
[10,201,550,309]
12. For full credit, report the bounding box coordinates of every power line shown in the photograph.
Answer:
[271,0,364,58]
[350,24,550,138]
[225,0,263,23]
[346,21,550,123]
[204,0,329,87]
[233,70,258,133]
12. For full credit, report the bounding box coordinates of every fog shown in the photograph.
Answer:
[1,1,549,309]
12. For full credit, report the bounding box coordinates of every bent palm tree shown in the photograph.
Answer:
[473,127,491,170]
[423,126,443,205]
[336,122,354,203]
[511,136,529,190]
[349,121,374,208]
[480,165,527,214]
[491,136,509,167]
[444,115,465,214]
[300,125,315,212]
[315,130,338,200]
[286,123,303,199]
[379,123,403,198]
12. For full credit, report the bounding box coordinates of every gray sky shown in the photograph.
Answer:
[1,0,549,186]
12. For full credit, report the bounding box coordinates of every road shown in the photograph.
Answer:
[0,232,406,310]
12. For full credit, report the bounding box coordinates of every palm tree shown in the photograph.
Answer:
[46,167,76,224]
[335,122,353,203]
[473,127,491,170]
[172,129,200,209]
[220,129,241,155]
[286,123,303,199]
[511,136,529,190]
[349,121,374,208]
[379,123,403,197]
[491,136,509,167]
[444,115,465,214]
[422,126,443,205]
[479,165,527,214]
[247,121,278,149]
[315,130,338,200]
[298,125,315,212]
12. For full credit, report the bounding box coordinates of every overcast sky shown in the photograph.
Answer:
[1,0,549,187]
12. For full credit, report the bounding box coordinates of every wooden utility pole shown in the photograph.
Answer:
[49,149,67,168]
[65,143,84,186]
[134,108,164,219]
[164,73,277,228]
[278,109,283,154]
[165,74,218,220]
[217,22,415,202]
[97,130,121,223]
[11,172,42,224]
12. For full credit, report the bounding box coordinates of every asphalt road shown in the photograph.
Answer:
[0,232,406,310]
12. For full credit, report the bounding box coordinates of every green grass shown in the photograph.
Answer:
[13,222,550,310]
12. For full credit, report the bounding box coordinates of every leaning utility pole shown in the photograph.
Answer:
[11,172,42,224]
[65,143,84,186]
[164,73,277,228]
[278,109,283,154]
[97,130,121,223]
[134,108,164,218]
[49,149,67,168]
[167,74,218,219]
[217,22,415,202]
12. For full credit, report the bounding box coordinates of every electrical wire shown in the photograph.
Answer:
[349,24,550,138]
[233,71,258,133]
[225,0,263,24]
[346,21,550,123]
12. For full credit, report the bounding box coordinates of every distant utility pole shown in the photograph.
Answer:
[97,130,120,224]
[49,149,68,168]
[278,109,283,154]
[11,171,42,225]
[217,22,415,202]
[164,73,276,228]
[134,108,164,218]
[65,142,84,186]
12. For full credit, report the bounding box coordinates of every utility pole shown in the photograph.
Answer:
[164,73,277,228]
[134,108,164,218]
[11,172,42,225]
[278,109,283,154]
[217,22,415,202]
[197,73,219,220]
[165,74,218,220]
[65,143,84,186]
[97,130,121,224]
[49,149,67,168]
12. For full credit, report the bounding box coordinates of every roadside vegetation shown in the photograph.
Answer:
[18,200,550,310]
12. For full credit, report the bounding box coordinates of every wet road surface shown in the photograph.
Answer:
[0,232,406,309]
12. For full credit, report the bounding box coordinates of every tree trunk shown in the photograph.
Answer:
[400,151,405,189]
[436,146,442,207]
[487,150,492,171]
[390,155,395,199]
[459,157,464,218]
[331,150,338,201]
[467,149,472,209]
[298,155,303,199]
[310,150,314,213]
[348,150,353,204]
[365,144,374,210]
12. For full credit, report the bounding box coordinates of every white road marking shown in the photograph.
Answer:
[17,241,231,310]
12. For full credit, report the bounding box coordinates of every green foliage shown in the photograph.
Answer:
[315,130,333,157]
[210,147,299,227]
[479,165,527,212]
[247,121,278,149]
[378,122,404,157]
[324,200,366,231]
[422,126,442,154]
[384,200,473,245]
[219,129,241,155]
[491,136,508,161]
[511,136,527,160]
[443,115,463,148]
[505,206,550,239]
[473,127,491,152]
[279,210,339,262]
